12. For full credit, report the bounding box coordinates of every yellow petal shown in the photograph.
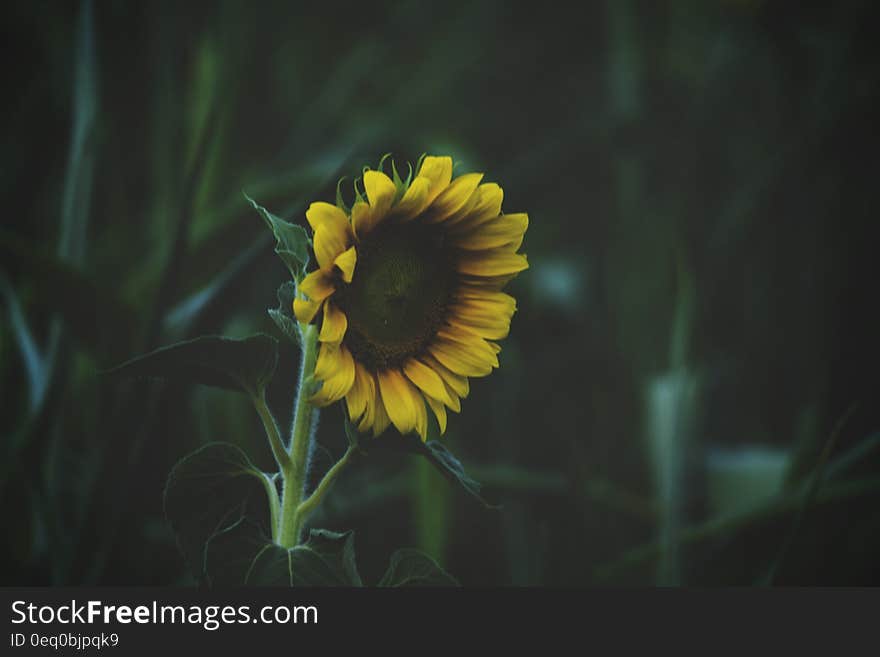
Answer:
[417,155,453,204]
[425,173,484,223]
[364,170,396,221]
[306,201,350,235]
[455,288,517,309]
[314,222,351,270]
[444,387,462,413]
[446,316,510,341]
[294,271,335,324]
[457,251,529,277]
[454,298,517,322]
[392,176,431,221]
[421,354,469,400]
[424,394,448,435]
[436,328,500,368]
[446,292,516,339]
[313,341,338,379]
[333,245,357,283]
[346,362,374,425]
[318,302,347,344]
[447,311,512,339]
[447,183,504,230]
[452,213,528,251]
[376,369,419,435]
[403,358,454,407]
[414,392,428,441]
[356,386,376,432]
[460,272,520,291]
[440,185,480,226]
[299,270,335,301]
[428,338,495,378]
[311,344,356,406]
[370,379,392,436]
[293,297,322,324]
[351,200,376,239]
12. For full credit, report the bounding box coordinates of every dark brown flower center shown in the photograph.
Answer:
[334,223,454,370]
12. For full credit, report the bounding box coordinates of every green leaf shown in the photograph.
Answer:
[163,443,279,585]
[356,426,498,509]
[335,176,350,214]
[204,518,287,586]
[390,158,412,204]
[245,192,310,282]
[206,524,363,587]
[378,548,459,587]
[267,280,301,347]
[300,529,363,586]
[108,333,278,397]
[421,441,499,509]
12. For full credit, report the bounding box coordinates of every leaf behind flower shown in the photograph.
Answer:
[106,333,278,397]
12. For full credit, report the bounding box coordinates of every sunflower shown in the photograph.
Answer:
[293,155,528,441]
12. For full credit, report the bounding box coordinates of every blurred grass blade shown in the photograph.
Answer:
[1,274,50,412]
[10,0,100,413]
[760,404,857,585]
[594,475,880,583]
[162,234,271,337]
[607,0,641,120]
[0,233,139,363]
[59,0,98,266]
[826,431,880,479]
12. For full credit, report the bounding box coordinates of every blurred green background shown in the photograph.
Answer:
[2,0,879,586]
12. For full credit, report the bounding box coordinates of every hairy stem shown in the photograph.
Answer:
[278,323,319,548]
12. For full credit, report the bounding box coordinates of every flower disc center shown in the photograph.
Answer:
[336,225,453,370]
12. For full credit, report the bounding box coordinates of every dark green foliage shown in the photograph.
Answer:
[245,193,311,283]
[204,523,454,587]
[206,525,363,587]
[268,281,301,346]
[418,441,498,510]
[108,334,278,397]
[165,442,372,587]
[163,442,277,584]
[347,419,496,508]
[379,549,459,587]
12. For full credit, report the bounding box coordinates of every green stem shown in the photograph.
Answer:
[278,475,299,548]
[278,323,319,548]
[261,473,282,544]
[296,446,358,526]
[253,390,290,473]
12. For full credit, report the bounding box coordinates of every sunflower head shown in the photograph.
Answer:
[294,154,528,441]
